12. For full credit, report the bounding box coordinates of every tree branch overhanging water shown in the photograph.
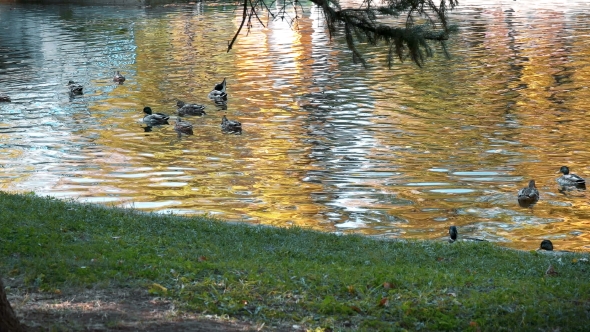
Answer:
[227,0,459,67]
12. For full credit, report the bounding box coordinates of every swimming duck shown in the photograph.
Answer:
[174,117,194,136]
[449,226,458,243]
[68,81,83,95]
[556,166,585,189]
[221,115,242,134]
[113,71,126,83]
[208,78,227,101]
[517,179,539,207]
[143,107,170,125]
[176,100,206,116]
[0,94,10,102]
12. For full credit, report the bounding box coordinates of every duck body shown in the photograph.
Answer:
[208,78,227,101]
[556,166,585,189]
[0,94,10,102]
[143,107,169,125]
[518,179,539,207]
[174,117,193,136]
[68,81,83,95]
[113,71,126,83]
[176,100,206,116]
[540,240,553,251]
[449,226,458,243]
[221,115,242,134]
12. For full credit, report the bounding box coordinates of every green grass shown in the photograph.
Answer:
[1,191,589,331]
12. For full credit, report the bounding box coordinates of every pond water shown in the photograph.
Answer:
[1,0,590,251]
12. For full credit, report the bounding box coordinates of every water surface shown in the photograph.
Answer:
[1,0,590,251]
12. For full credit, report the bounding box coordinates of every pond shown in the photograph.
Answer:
[1,0,590,251]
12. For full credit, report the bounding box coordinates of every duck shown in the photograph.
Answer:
[540,239,553,251]
[449,225,458,243]
[143,107,170,125]
[174,117,194,136]
[517,179,539,207]
[221,114,242,134]
[113,71,126,83]
[208,78,227,101]
[67,81,83,95]
[176,100,206,116]
[556,166,585,189]
[0,94,10,102]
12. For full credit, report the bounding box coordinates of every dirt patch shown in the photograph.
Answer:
[6,288,276,331]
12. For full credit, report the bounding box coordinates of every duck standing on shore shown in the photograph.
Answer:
[518,180,539,207]
[449,226,458,243]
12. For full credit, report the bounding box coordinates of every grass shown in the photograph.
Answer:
[1,191,589,331]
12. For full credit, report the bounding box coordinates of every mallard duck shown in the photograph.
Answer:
[517,179,539,207]
[174,117,193,136]
[0,94,10,102]
[221,115,242,134]
[540,239,553,251]
[208,78,227,101]
[68,81,83,95]
[143,107,169,125]
[449,226,458,243]
[176,100,206,116]
[556,166,585,189]
[113,71,126,83]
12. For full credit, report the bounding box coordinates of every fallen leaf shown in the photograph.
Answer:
[383,282,394,290]
[349,305,362,313]
[546,265,558,276]
[378,297,389,307]
[347,285,356,294]
[149,283,168,294]
[198,256,207,262]
[447,292,457,297]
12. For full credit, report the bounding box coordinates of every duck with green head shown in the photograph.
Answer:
[208,78,227,101]
[143,107,169,125]
[556,166,585,189]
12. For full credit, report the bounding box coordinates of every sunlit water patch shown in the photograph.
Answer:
[1,0,590,251]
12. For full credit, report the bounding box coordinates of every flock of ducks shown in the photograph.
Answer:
[517,166,586,208]
[450,165,586,251]
[1,74,586,251]
[60,73,242,137]
[140,77,241,136]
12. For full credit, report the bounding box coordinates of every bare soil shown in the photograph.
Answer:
[6,288,278,332]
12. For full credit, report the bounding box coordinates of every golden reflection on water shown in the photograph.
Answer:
[1,1,590,251]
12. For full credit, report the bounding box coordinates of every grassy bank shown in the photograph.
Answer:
[1,192,589,331]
